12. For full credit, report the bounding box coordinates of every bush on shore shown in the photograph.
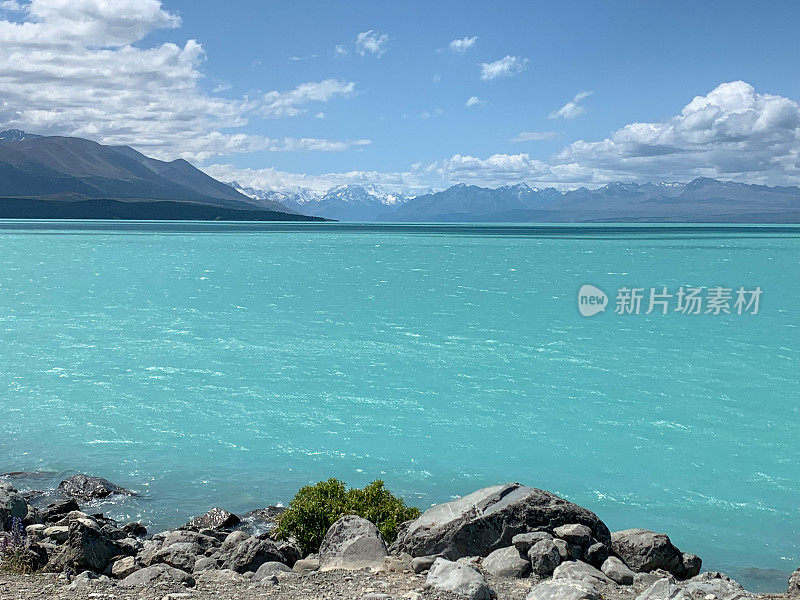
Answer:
[276,479,420,554]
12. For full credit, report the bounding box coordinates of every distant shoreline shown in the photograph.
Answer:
[0,197,329,222]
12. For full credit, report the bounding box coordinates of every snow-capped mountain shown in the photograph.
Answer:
[0,129,43,144]
[226,182,418,220]
[226,179,800,223]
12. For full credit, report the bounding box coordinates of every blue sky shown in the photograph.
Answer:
[1,0,799,191]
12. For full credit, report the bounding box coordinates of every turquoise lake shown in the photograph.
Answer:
[0,221,798,591]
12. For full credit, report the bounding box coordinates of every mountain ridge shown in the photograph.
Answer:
[226,178,800,223]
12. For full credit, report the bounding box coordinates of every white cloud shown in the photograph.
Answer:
[314,112,326,119]
[212,82,232,93]
[209,81,800,190]
[203,163,421,195]
[334,44,348,56]
[261,79,356,118]
[355,30,388,57]
[510,131,558,142]
[480,55,529,80]
[465,96,484,108]
[449,35,477,54]
[0,1,24,10]
[556,81,800,184]
[549,90,593,119]
[0,1,361,162]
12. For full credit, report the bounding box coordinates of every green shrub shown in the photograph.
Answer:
[276,478,420,554]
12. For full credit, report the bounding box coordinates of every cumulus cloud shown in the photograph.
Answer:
[510,131,558,142]
[0,0,361,162]
[449,35,477,53]
[556,81,800,184]
[355,30,388,57]
[209,82,800,190]
[261,79,356,118]
[203,163,422,195]
[549,90,593,119]
[480,55,529,80]
[465,96,484,108]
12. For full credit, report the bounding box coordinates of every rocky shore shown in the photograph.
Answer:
[1,477,797,600]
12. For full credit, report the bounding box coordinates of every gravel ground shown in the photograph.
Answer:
[0,569,789,600]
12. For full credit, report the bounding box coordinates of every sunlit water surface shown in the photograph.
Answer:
[0,221,798,591]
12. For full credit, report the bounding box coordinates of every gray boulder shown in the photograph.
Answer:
[395,483,609,560]
[52,517,120,573]
[162,530,218,553]
[553,524,593,547]
[583,542,608,568]
[196,568,246,583]
[529,538,562,577]
[553,539,570,561]
[683,572,751,600]
[790,568,800,598]
[192,556,219,573]
[254,561,293,580]
[221,530,250,551]
[318,515,387,571]
[679,553,702,578]
[57,474,134,502]
[601,556,634,585]
[426,557,495,600]
[0,483,31,529]
[184,507,240,531]
[292,556,320,573]
[220,536,284,573]
[110,556,140,579]
[635,578,685,600]
[527,580,599,600]
[611,529,684,575]
[513,532,554,554]
[553,560,612,587]
[483,546,531,578]
[152,541,197,572]
[412,555,437,574]
[119,563,195,588]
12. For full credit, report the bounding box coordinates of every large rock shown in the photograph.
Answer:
[40,499,80,523]
[527,580,599,600]
[513,532,553,554]
[601,556,635,585]
[611,529,684,575]
[635,578,687,600]
[110,556,140,579]
[318,515,388,571]
[57,474,134,502]
[395,483,609,560]
[682,572,751,600]
[426,557,495,600]
[529,539,562,577]
[553,560,612,587]
[553,524,593,547]
[254,561,293,580]
[161,530,218,553]
[483,546,531,578]
[119,563,195,588]
[790,568,800,598]
[220,536,285,573]
[0,483,31,529]
[184,507,240,531]
[152,541,198,572]
[52,517,120,573]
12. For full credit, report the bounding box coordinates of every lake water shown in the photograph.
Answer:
[0,221,798,591]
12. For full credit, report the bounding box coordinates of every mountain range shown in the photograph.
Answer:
[0,129,798,223]
[229,179,800,223]
[0,129,322,221]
